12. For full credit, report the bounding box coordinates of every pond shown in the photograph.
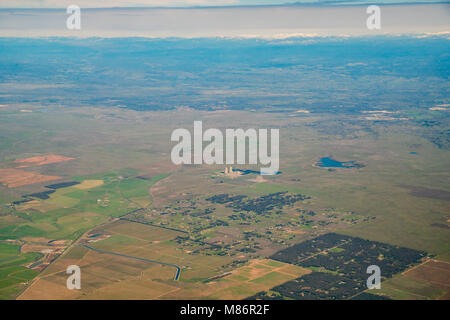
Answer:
[316,157,363,168]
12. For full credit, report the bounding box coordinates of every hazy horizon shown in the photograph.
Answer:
[0,3,449,38]
[0,0,448,9]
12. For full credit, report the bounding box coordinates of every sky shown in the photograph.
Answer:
[0,0,441,9]
[2,0,266,8]
[1,3,449,38]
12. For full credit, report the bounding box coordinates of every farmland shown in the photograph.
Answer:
[0,35,448,300]
[0,167,170,299]
[1,103,448,300]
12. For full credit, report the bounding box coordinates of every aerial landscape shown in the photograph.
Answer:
[0,0,449,303]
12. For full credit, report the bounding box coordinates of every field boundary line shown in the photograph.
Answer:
[81,244,182,281]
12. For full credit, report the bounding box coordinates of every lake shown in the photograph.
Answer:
[316,157,363,168]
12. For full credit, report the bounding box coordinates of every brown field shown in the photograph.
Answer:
[19,248,180,300]
[226,259,309,282]
[14,154,75,168]
[84,277,180,300]
[162,259,311,300]
[105,220,182,242]
[376,259,450,300]
[0,168,61,188]
[438,292,450,300]
[403,259,450,290]
[18,279,82,300]
[18,219,309,300]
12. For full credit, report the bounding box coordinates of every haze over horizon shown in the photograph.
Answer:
[0,0,446,8]
[0,3,448,38]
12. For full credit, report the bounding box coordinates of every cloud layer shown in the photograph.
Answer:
[0,0,242,9]
[0,4,448,38]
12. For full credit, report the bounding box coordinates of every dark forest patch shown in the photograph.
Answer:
[206,192,310,215]
[23,190,55,200]
[45,181,80,189]
[399,185,450,201]
[249,233,426,300]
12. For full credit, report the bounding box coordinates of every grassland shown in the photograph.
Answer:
[0,104,448,300]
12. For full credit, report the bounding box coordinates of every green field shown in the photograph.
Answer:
[0,105,448,300]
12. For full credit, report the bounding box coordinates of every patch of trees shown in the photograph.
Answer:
[270,233,352,263]
[351,292,391,300]
[206,194,246,204]
[23,190,56,200]
[296,236,427,280]
[247,272,363,300]
[256,233,427,300]
[207,192,310,215]
[45,181,80,189]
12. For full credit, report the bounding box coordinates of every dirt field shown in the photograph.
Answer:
[14,154,75,168]
[375,259,450,300]
[0,168,61,188]
[18,248,178,300]
[403,259,450,290]
[163,259,311,300]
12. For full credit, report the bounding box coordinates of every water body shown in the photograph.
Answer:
[316,157,363,168]
[88,233,102,238]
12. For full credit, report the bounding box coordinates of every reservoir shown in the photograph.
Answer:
[316,157,362,168]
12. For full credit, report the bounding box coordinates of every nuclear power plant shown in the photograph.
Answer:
[222,166,242,178]
[224,167,233,175]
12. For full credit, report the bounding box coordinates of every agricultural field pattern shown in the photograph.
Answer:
[0,33,449,300]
